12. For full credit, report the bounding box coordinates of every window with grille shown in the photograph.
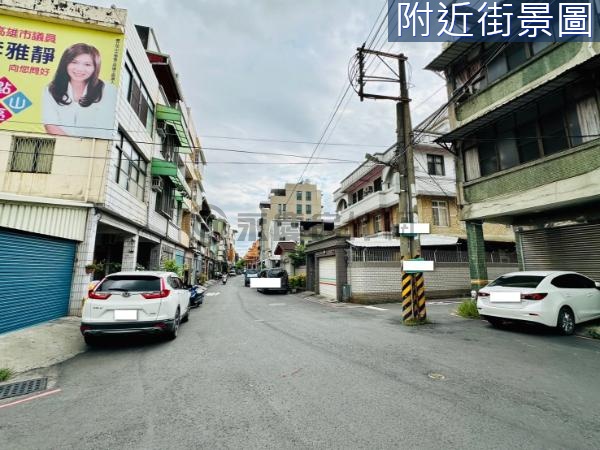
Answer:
[296,191,302,201]
[296,204,302,214]
[115,131,147,201]
[432,200,450,227]
[306,204,312,215]
[427,154,445,176]
[305,191,312,201]
[9,137,55,173]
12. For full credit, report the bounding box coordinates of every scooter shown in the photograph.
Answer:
[222,275,228,285]
[189,285,206,307]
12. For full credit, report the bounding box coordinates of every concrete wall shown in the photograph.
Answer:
[348,262,518,303]
[0,134,111,203]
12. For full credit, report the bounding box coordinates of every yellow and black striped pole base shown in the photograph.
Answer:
[401,271,413,322]
[414,271,427,320]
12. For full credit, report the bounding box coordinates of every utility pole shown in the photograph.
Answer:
[355,47,426,322]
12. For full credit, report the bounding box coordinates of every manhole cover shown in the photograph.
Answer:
[0,378,48,400]
[428,373,446,380]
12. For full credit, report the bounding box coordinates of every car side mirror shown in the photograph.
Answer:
[595,282,600,290]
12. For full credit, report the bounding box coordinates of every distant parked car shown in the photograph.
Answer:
[81,271,191,345]
[257,268,289,294]
[229,270,236,276]
[244,269,259,287]
[477,271,600,335]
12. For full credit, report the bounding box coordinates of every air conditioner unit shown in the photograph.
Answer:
[152,176,164,192]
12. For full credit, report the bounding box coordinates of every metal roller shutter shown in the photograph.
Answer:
[0,227,76,334]
[318,256,337,299]
[519,223,600,281]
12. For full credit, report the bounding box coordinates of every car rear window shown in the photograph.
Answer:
[97,276,161,292]
[488,275,545,288]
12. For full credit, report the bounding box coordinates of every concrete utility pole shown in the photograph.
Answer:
[356,47,426,322]
[396,55,421,262]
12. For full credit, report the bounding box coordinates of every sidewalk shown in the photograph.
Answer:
[0,317,85,376]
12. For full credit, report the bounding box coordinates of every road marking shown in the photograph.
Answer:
[362,306,388,311]
[205,292,220,297]
[0,388,61,409]
[268,303,286,306]
[429,301,461,305]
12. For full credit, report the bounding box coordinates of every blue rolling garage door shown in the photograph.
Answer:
[0,227,76,334]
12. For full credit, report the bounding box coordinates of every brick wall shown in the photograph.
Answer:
[348,262,518,303]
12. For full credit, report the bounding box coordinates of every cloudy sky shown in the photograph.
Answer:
[90,0,447,255]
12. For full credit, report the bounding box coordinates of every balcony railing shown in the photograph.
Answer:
[335,189,398,226]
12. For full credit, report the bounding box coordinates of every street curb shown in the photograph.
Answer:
[0,317,86,376]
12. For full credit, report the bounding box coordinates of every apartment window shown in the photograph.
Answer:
[155,177,175,217]
[305,191,312,201]
[9,137,54,173]
[296,191,302,201]
[361,220,368,237]
[432,200,450,227]
[470,82,600,179]
[374,177,383,192]
[123,55,155,133]
[352,192,358,204]
[427,154,445,176]
[115,132,147,201]
[374,214,382,233]
[357,188,364,202]
[306,204,312,215]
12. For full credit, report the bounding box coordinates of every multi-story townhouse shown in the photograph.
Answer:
[257,181,323,268]
[0,0,206,333]
[334,139,514,250]
[426,38,600,290]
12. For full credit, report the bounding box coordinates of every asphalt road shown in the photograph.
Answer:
[1,278,600,449]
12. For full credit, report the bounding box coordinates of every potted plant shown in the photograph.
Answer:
[85,262,102,275]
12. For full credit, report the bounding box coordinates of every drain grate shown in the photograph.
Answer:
[0,378,48,400]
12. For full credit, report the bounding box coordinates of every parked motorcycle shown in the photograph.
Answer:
[222,275,228,285]
[189,285,206,308]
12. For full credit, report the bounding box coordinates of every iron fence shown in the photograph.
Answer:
[349,247,518,264]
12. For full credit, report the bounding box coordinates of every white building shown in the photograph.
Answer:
[0,0,207,334]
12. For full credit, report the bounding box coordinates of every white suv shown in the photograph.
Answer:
[81,271,191,345]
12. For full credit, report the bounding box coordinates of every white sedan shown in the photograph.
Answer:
[477,271,600,335]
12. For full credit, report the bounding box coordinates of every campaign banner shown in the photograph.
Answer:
[0,14,123,139]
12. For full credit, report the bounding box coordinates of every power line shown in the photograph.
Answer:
[200,135,388,148]
[1,119,391,149]
[0,147,360,164]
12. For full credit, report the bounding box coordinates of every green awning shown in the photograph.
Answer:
[151,158,191,198]
[156,104,191,153]
[175,192,183,202]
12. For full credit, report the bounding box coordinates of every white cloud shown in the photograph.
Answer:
[87,0,447,254]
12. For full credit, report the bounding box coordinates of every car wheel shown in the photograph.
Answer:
[557,307,575,336]
[84,335,99,346]
[486,316,504,328]
[166,309,180,341]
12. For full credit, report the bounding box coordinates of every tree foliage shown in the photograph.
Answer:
[288,244,306,268]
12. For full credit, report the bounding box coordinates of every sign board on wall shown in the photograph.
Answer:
[0,14,124,140]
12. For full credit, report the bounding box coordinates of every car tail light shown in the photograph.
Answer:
[521,293,547,300]
[88,290,111,300]
[478,292,490,297]
[141,278,170,299]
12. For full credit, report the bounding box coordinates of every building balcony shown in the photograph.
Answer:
[335,189,398,227]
